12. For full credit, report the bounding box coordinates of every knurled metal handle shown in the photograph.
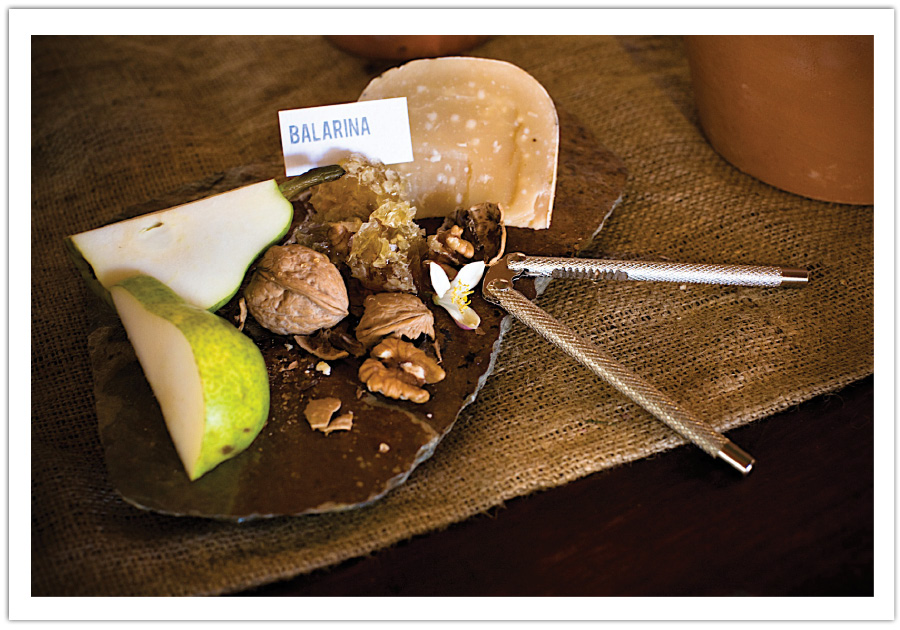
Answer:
[484,277,755,474]
[509,254,808,287]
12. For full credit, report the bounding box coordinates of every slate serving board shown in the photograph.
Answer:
[85,109,628,519]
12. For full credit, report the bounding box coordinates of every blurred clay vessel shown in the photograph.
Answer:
[326,35,493,61]
[684,35,874,205]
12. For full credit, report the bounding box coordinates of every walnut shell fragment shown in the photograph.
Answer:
[294,335,348,361]
[327,412,354,433]
[245,245,349,336]
[303,397,353,435]
[294,321,366,361]
[355,293,435,348]
[358,338,445,404]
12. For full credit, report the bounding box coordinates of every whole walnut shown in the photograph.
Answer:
[245,245,349,336]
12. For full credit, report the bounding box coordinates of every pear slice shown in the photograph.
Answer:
[68,179,293,311]
[110,275,270,480]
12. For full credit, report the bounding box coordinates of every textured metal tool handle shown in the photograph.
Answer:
[486,279,754,473]
[509,254,807,287]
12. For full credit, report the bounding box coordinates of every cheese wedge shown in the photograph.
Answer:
[359,57,559,229]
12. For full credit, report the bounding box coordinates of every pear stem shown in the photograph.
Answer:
[278,165,345,201]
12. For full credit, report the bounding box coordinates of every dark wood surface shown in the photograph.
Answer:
[236,375,873,596]
[234,38,875,597]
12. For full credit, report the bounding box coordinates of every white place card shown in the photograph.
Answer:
[278,97,414,176]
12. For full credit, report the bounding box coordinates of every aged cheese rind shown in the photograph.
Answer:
[359,57,559,229]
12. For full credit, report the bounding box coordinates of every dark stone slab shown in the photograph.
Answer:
[87,109,628,519]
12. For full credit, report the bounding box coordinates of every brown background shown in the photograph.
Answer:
[31,35,874,598]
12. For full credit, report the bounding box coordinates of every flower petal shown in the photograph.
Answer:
[428,261,451,298]
[451,260,486,291]
[444,299,481,330]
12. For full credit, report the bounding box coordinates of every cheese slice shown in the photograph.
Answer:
[358,57,559,229]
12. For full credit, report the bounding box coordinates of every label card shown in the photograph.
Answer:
[278,97,414,176]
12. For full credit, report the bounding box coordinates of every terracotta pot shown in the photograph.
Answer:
[684,35,873,205]
[326,35,492,61]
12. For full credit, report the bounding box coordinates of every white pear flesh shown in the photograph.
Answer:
[110,275,270,481]
[69,179,292,311]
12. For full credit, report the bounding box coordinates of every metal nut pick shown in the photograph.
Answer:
[481,252,808,474]
[506,253,808,286]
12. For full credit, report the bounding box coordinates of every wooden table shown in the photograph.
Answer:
[235,375,873,596]
[227,35,876,598]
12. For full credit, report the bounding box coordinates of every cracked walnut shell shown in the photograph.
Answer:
[427,202,506,267]
[426,224,475,267]
[358,338,445,404]
[245,245,349,336]
[355,293,435,348]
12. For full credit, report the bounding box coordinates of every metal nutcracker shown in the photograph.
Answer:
[482,252,808,475]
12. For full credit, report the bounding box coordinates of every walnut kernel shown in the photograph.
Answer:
[426,224,475,266]
[358,338,445,404]
[426,202,506,267]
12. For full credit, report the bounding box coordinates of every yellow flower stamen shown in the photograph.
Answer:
[451,284,472,312]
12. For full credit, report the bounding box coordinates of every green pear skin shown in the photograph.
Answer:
[110,275,270,480]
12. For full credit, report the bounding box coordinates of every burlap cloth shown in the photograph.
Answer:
[31,35,873,596]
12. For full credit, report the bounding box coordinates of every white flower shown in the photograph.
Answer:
[428,260,485,330]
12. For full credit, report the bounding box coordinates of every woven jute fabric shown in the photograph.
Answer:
[31,35,873,596]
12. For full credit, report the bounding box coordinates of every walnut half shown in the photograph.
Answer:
[358,338,445,404]
[355,293,435,348]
